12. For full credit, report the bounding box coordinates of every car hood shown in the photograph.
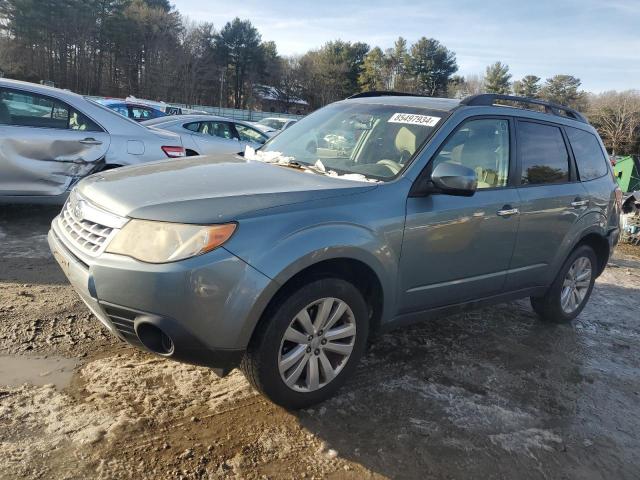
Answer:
[77,154,377,223]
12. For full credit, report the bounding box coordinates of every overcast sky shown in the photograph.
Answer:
[172,0,639,93]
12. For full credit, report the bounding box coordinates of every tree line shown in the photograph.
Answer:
[0,0,638,155]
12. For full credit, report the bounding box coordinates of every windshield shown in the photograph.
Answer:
[258,118,285,129]
[260,103,443,180]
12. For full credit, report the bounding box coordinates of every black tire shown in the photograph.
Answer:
[530,245,597,323]
[240,278,369,409]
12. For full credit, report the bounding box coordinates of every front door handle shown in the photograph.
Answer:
[570,199,589,208]
[497,206,519,217]
[79,138,102,145]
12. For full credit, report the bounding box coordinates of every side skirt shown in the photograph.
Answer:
[379,286,548,333]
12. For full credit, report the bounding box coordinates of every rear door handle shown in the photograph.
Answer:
[79,138,102,145]
[570,199,589,208]
[497,207,519,217]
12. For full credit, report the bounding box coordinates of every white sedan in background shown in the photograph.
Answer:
[142,115,271,156]
[253,117,297,133]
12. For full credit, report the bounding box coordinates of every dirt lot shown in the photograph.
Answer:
[1,205,639,480]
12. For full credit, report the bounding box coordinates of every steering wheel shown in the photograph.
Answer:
[376,159,403,175]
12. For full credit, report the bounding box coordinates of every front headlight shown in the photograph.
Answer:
[106,219,236,263]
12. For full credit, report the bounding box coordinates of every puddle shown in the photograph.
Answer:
[0,355,77,390]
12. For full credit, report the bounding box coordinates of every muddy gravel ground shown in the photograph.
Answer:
[1,205,639,480]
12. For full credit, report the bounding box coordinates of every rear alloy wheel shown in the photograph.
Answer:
[241,278,368,409]
[559,256,592,314]
[531,245,597,323]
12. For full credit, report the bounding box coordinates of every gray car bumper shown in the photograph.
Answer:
[48,223,275,375]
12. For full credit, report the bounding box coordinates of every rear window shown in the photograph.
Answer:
[566,127,609,181]
[517,121,570,185]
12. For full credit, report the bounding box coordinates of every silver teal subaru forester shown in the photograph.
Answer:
[49,93,621,408]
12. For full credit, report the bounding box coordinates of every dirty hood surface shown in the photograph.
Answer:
[77,154,376,223]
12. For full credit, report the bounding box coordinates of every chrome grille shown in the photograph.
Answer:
[57,191,127,257]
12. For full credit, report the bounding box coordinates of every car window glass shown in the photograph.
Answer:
[109,103,129,117]
[566,127,608,181]
[129,106,154,120]
[0,88,101,131]
[518,121,570,185]
[184,122,200,132]
[236,123,267,144]
[208,121,233,139]
[432,118,510,189]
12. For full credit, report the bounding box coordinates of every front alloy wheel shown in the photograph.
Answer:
[278,298,356,392]
[241,278,368,409]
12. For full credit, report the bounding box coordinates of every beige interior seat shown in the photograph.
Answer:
[394,127,416,159]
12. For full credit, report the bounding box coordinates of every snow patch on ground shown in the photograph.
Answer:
[0,353,257,478]
[381,375,535,431]
[489,428,563,455]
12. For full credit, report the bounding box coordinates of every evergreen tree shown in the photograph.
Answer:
[484,61,512,94]
[513,74,541,98]
[406,37,458,96]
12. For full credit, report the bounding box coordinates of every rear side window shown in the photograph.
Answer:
[517,121,570,185]
[184,122,200,132]
[566,127,608,181]
[0,88,102,132]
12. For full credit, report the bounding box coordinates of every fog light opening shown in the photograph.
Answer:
[136,323,175,356]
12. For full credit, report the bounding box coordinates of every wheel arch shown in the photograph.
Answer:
[574,231,610,276]
[244,252,390,352]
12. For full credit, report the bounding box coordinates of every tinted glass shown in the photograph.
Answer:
[129,106,155,120]
[184,122,200,132]
[432,118,510,188]
[108,103,129,117]
[517,121,569,185]
[566,127,608,181]
[0,88,101,131]
[196,121,233,139]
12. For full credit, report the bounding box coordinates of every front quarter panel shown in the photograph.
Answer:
[223,181,410,328]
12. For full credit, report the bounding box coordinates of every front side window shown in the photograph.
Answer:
[431,118,510,189]
[517,121,570,185]
[566,127,608,181]
[261,103,443,180]
[0,88,101,131]
[235,123,267,144]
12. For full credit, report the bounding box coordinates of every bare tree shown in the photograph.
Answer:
[588,90,640,155]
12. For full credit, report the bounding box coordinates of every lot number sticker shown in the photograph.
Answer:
[388,113,440,127]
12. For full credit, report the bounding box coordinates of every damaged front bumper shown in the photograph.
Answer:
[48,218,274,376]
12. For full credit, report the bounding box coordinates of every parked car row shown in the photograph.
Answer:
[0,79,285,203]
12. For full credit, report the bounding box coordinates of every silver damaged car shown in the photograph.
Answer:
[0,78,185,204]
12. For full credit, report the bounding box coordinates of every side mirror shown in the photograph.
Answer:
[431,162,477,196]
[411,162,477,197]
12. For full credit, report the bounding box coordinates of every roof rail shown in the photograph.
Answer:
[347,91,429,99]
[460,94,588,123]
